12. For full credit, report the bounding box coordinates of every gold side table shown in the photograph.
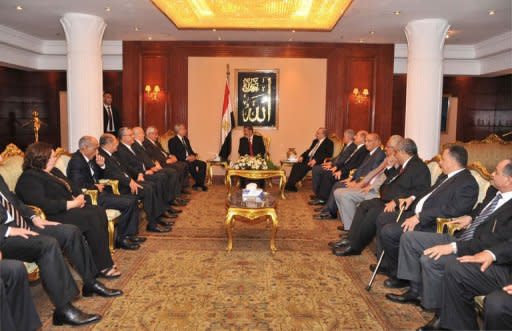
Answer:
[226,168,287,199]
[225,192,278,254]
[206,160,229,185]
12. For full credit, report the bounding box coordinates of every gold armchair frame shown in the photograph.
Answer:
[436,217,460,236]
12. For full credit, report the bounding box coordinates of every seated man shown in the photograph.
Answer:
[99,133,172,233]
[314,132,385,219]
[143,126,190,194]
[377,144,479,288]
[0,168,122,326]
[311,129,356,199]
[285,128,333,192]
[0,254,41,331]
[331,138,431,256]
[132,126,187,207]
[169,124,207,191]
[328,135,402,234]
[387,159,512,328]
[439,240,512,331]
[238,125,266,188]
[67,135,143,250]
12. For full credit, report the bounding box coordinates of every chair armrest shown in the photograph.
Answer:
[348,168,357,181]
[82,189,99,206]
[436,217,459,236]
[27,205,46,220]
[99,179,120,195]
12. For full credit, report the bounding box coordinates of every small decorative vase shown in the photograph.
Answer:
[286,148,297,160]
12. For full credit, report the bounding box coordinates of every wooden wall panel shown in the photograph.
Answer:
[345,57,374,132]
[122,41,395,141]
[141,55,168,131]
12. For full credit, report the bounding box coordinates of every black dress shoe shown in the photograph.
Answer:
[369,264,389,275]
[171,200,187,207]
[146,224,171,233]
[176,197,190,204]
[285,186,297,192]
[201,185,208,192]
[162,211,179,219]
[314,206,325,212]
[308,199,326,206]
[332,246,361,256]
[181,189,191,195]
[309,194,317,199]
[328,238,350,249]
[193,185,201,191]
[314,212,336,220]
[127,235,147,243]
[337,225,347,231]
[53,303,101,326]
[386,289,421,306]
[384,277,410,289]
[168,206,183,214]
[115,238,140,250]
[417,315,442,331]
[158,219,175,226]
[83,281,123,297]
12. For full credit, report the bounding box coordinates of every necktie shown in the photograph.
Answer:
[459,193,503,241]
[249,138,254,156]
[364,165,386,186]
[387,166,404,183]
[88,160,97,183]
[107,106,114,132]
[181,138,189,156]
[0,192,28,229]
[308,140,321,158]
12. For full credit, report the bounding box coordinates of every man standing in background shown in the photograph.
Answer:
[103,92,121,135]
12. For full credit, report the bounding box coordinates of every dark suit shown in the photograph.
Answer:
[0,175,98,310]
[441,237,512,330]
[312,141,356,195]
[15,168,113,271]
[346,156,431,252]
[67,150,140,239]
[143,138,189,186]
[103,105,121,134]
[168,135,206,187]
[115,142,174,203]
[238,135,266,157]
[0,260,41,331]
[378,168,479,278]
[286,138,334,190]
[398,186,512,312]
[99,148,167,227]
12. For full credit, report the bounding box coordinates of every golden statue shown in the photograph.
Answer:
[20,110,47,142]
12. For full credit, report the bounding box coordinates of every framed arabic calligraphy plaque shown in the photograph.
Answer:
[235,69,279,128]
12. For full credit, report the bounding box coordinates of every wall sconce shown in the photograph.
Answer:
[352,88,369,104]
[144,84,161,100]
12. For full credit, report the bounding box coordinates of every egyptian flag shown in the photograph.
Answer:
[218,79,234,160]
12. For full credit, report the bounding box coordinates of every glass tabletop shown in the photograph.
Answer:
[227,191,276,209]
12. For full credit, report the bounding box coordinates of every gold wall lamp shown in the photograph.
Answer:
[352,88,369,104]
[144,84,161,100]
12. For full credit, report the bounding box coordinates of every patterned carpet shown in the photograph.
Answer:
[32,180,431,330]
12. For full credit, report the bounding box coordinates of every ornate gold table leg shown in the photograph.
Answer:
[226,173,232,197]
[279,173,287,199]
[206,162,213,185]
[225,210,235,252]
[108,218,116,254]
[268,209,278,254]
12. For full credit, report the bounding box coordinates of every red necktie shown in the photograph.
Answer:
[249,140,254,156]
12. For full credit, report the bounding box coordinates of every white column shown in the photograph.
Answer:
[404,18,450,160]
[60,13,106,151]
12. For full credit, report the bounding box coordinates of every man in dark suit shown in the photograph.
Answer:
[393,158,512,330]
[117,127,181,215]
[168,124,207,191]
[132,127,187,207]
[0,163,121,326]
[285,128,334,192]
[103,92,121,135]
[332,138,431,256]
[311,129,356,199]
[143,126,190,193]
[238,126,266,157]
[99,133,172,233]
[439,239,512,331]
[377,144,479,288]
[67,136,143,250]
[1,255,41,331]
[313,131,381,214]
[238,126,267,188]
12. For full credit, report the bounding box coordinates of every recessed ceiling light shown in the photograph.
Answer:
[134,26,141,31]
[105,7,111,12]
[370,30,375,35]
[291,30,295,33]
[393,10,401,16]
[445,34,450,39]
[16,5,23,11]
[359,39,364,43]
[147,36,152,40]
[217,36,222,40]
[288,37,293,41]
[488,9,495,15]
[212,28,216,32]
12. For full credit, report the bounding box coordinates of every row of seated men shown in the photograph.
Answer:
[286,128,512,330]
[0,124,208,328]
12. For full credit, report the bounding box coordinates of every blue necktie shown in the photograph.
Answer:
[459,193,502,241]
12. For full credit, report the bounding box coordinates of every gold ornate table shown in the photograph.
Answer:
[225,168,287,199]
[225,192,278,254]
[206,160,229,185]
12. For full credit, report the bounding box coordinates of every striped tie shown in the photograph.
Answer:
[0,192,28,229]
[459,193,502,241]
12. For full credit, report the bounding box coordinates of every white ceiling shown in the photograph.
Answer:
[0,0,510,44]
